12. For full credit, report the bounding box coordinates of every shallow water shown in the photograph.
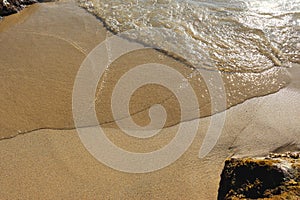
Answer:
[80,0,299,73]
[0,1,297,139]
[80,0,297,123]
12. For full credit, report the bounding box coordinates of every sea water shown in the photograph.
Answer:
[80,0,299,73]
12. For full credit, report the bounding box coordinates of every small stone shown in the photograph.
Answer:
[281,153,287,157]
[290,152,299,159]
[273,153,280,158]
[269,152,276,158]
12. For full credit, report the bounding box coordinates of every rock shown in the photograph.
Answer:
[0,0,37,16]
[218,152,300,200]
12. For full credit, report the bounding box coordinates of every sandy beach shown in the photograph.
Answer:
[0,1,300,199]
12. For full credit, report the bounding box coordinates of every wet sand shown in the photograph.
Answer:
[0,1,300,199]
[0,1,291,139]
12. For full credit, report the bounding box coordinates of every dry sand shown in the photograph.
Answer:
[0,1,300,199]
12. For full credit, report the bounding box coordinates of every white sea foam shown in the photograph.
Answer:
[80,0,300,73]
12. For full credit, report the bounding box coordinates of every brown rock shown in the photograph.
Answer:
[291,152,300,159]
[218,153,300,200]
[0,0,37,16]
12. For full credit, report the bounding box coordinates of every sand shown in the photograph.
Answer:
[0,1,300,199]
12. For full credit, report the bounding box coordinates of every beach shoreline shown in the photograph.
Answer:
[0,1,299,199]
[0,1,293,139]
